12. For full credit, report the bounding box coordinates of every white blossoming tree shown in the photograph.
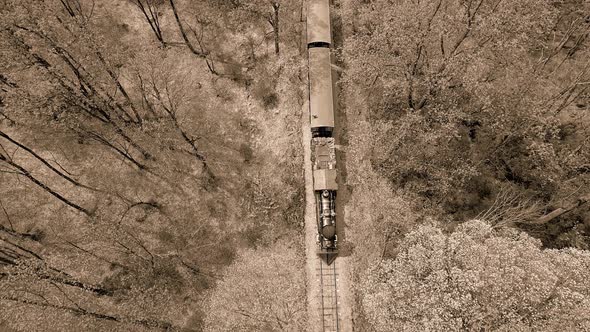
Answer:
[360,220,590,332]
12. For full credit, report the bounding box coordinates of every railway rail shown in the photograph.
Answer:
[318,259,340,332]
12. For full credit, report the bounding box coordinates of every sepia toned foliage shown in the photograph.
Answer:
[342,0,590,247]
[339,0,590,328]
[203,238,307,332]
[230,0,304,56]
[360,220,590,332]
[0,0,305,330]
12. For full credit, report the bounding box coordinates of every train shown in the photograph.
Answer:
[307,0,338,265]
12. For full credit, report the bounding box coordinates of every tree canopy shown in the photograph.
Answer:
[0,0,305,330]
[342,0,590,246]
[360,220,590,332]
[204,239,307,332]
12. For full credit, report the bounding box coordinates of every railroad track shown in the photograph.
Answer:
[318,259,340,332]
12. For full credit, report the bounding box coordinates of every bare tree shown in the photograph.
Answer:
[59,0,95,23]
[0,130,94,190]
[239,0,282,55]
[142,67,216,182]
[168,0,218,74]
[0,150,92,216]
[6,26,152,164]
[476,186,542,228]
[131,0,165,46]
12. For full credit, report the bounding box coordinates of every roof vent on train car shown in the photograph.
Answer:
[308,42,330,49]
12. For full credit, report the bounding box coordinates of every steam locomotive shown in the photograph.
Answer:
[307,0,338,265]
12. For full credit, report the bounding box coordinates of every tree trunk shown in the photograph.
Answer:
[0,155,92,216]
[133,0,165,47]
[535,196,589,224]
[169,0,218,75]
[273,3,280,55]
[0,130,94,190]
[169,0,201,57]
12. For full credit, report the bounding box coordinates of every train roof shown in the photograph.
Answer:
[308,48,334,129]
[314,169,338,191]
[307,0,331,45]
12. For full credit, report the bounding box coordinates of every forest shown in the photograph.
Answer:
[2,0,590,331]
[1,0,306,331]
[341,0,590,330]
